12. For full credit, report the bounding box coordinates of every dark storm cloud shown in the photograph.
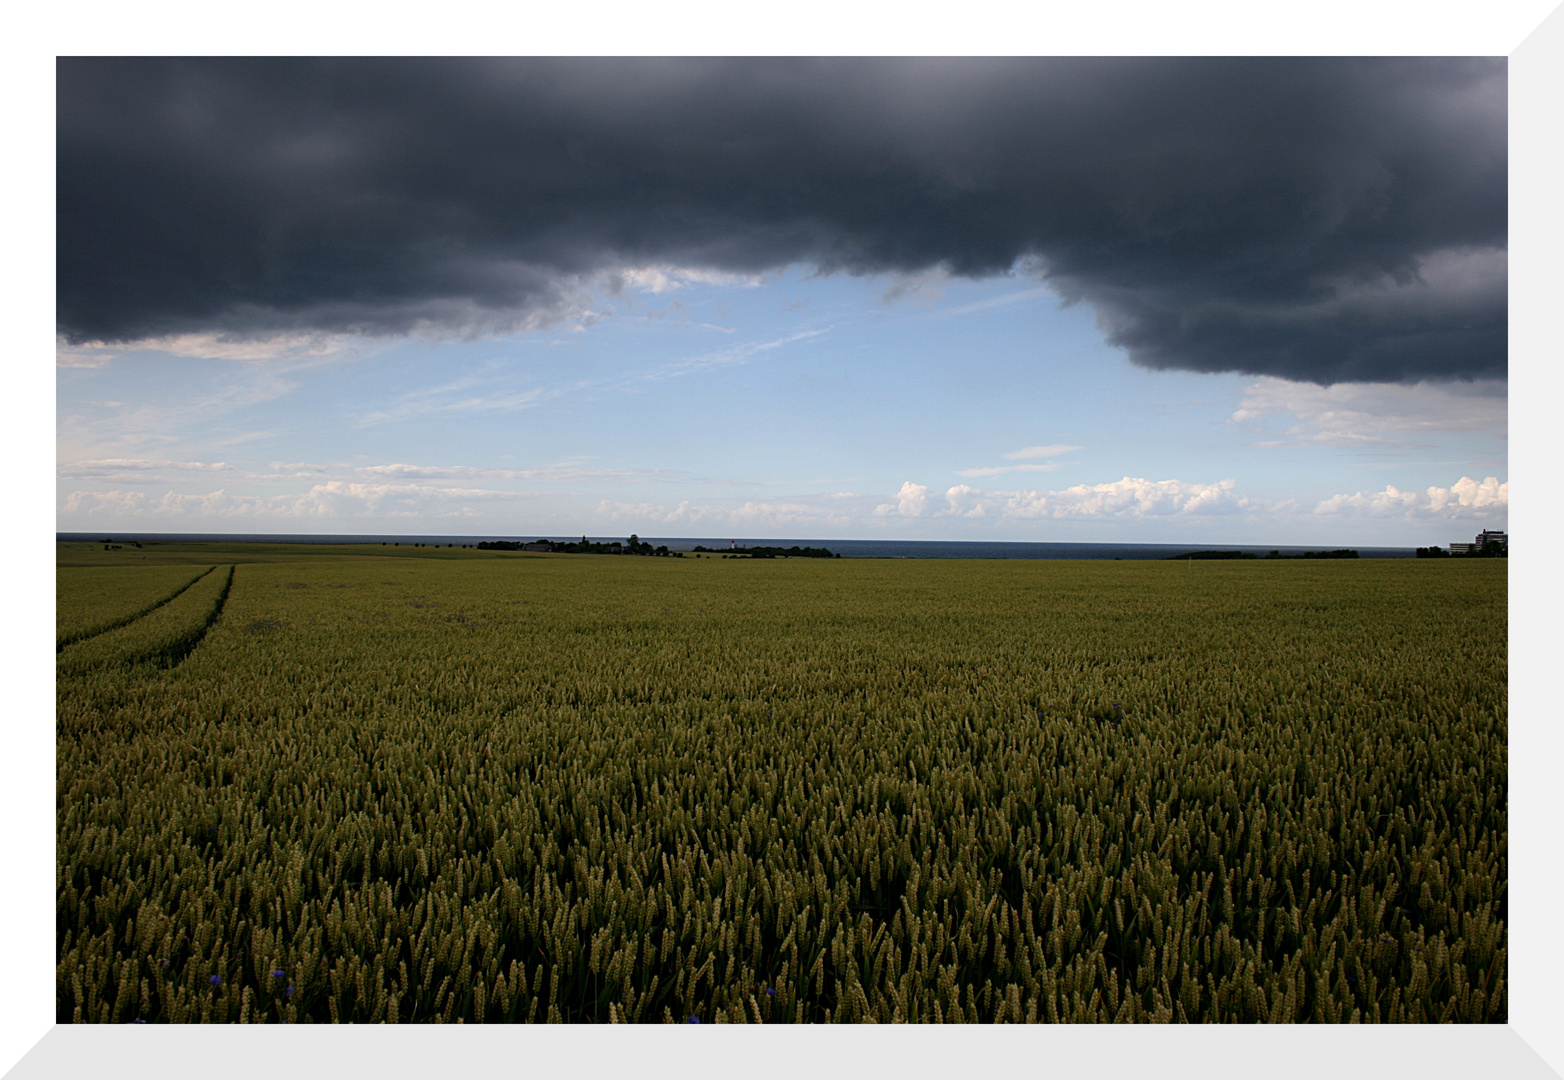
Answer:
[57,57,1506,383]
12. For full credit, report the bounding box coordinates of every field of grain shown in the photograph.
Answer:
[56,564,214,651]
[55,548,1507,1023]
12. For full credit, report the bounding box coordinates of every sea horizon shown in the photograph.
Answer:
[57,532,1418,560]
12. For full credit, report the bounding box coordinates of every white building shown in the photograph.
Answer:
[1449,530,1507,555]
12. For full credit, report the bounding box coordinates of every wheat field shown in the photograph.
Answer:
[55,549,1506,1023]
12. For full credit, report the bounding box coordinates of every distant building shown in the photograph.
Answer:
[1448,530,1507,555]
[524,541,553,552]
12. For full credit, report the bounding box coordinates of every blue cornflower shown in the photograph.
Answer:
[687,1016,701,1023]
[285,987,295,997]
[765,988,776,997]
[209,975,222,985]
[272,969,286,978]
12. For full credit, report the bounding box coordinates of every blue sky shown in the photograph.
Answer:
[55,58,1511,546]
[58,263,1506,545]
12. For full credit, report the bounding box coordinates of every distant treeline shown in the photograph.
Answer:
[691,545,839,559]
[1416,543,1507,559]
[1166,549,1360,561]
[477,536,681,557]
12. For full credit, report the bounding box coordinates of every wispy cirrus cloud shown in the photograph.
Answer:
[56,350,324,465]
[954,463,1063,479]
[58,458,238,479]
[356,462,675,482]
[955,443,1081,479]
[625,295,735,333]
[59,481,525,521]
[56,344,115,368]
[644,328,827,382]
[356,376,561,426]
[1003,444,1081,460]
[353,327,818,427]
[937,285,1056,319]
[57,331,367,366]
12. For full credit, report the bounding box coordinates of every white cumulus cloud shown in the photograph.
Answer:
[878,476,1248,521]
[944,484,989,517]
[1314,476,1507,518]
[875,481,933,517]
[594,497,853,530]
[994,477,1246,519]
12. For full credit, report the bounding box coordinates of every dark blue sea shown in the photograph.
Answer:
[57,532,1415,560]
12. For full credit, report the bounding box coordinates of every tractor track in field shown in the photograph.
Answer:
[56,565,235,675]
[56,565,217,653]
[148,565,235,670]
